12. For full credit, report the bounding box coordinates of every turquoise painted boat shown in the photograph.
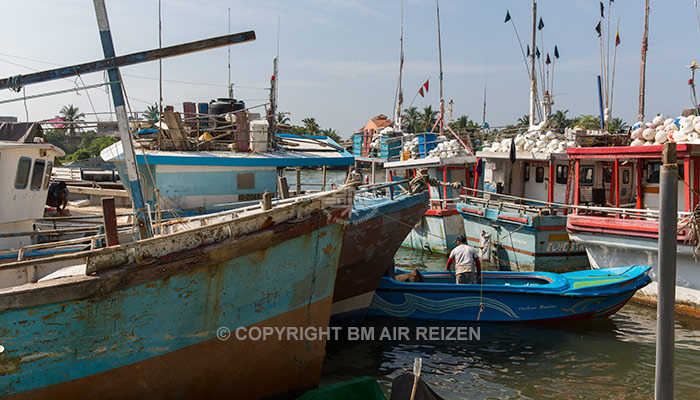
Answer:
[368,266,652,322]
[0,187,354,399]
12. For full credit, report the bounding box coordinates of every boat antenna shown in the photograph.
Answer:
[436,0,444,137]
[609,18,620,125]
[228,8,233,98]
[158,0,163,124]
[638,0,649,122]
[482,57,487,127]
[528,1,538,130]
[393,0,404,132]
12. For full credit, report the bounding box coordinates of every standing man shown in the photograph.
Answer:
[445,235,481,284]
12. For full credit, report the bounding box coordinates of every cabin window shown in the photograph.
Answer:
[44,161,53,189]
[14,157,32,189]
[237,172,255,190]
[535,166,544,183]
[622,169,630,185]
[580,166,594,186]
[604,167,612,183]
[646,161,684,183]
[524,164,530,181]
[555,165,569,184]
[30,159,45,190]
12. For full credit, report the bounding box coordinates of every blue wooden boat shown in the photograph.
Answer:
[368,266,651,322]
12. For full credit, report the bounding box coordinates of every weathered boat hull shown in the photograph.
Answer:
[458,202,589,272]
[331,191,429,326]
[400,211,463,255]
[0,193,352,399]
[368,266,651,322]
[568,230,700,316]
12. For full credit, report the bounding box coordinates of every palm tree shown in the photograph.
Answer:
[550,110,572,129]
[302,117,320,134]
[607,117,628,133]
[143,104,159,123]
[419,105,438,132]
[575,114,601,130]
[321,128,342,143]
[516,114,529,128]
[276,112,290,125]
[58,104,85,137]
[402,106,419,133]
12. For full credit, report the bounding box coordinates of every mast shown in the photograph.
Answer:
[92,0,152,238]
[228,8,233,98]
[436,0,444,136]
[394,0,404,131]
[269,56,278,150]
[638,0,649,122]
[529,0,537,129]
[158,0,163,122]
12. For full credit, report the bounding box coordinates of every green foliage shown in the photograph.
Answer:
[61,131,119,163]
[302,117,320,134]
[58,104,85,137]
[276,112,291,125]
[419,105,438,132]
[575,114,602,130]
[320,128,342,143]
[517,114,529,127]
[143,104,159,122]
[44,129,74,153]
[607,117,628,133]
[550,110,573,129]
[402,106,419,133]
[449,115,480,132]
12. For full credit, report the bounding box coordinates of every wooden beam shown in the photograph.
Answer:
[0,31,256,90]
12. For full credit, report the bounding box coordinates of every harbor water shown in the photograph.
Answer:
[322,248,700,399]
[290,168,700,398]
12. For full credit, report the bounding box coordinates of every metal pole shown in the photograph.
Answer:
[93,0,152,239]
[597,75,605,131]
[655,142,677,400]
[529,0,537,129]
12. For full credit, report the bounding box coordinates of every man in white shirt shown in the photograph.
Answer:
[445,235,482,284]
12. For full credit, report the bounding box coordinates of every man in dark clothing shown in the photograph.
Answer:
[47,182,70,216]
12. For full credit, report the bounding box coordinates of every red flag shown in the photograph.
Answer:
[418,87,424,97]
[423,79,429,93]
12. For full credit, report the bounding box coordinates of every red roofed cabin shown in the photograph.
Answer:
[358,114,393,157]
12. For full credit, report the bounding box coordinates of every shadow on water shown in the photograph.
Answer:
[323,248,700,399]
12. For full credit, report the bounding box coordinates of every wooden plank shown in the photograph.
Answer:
[67,185,129,198]
[162,110,189,151]
[0,31,256,90]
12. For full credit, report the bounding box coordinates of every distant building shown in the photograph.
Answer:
[360,114,392,137]
[0,116,18,123]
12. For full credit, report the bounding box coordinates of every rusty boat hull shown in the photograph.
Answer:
[0,189,353,399]
[330,190,429,326]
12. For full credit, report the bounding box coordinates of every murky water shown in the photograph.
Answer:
[321,248,700,399]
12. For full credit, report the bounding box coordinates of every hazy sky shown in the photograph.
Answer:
[1,0,699,138]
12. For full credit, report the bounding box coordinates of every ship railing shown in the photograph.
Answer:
[429,198,461,210]
[352,132,470,162]
[356,179,410,201]
[459,188,693,221]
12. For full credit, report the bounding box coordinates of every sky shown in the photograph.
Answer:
[1,0,700,139]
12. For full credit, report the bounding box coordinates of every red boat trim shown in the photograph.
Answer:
[497,215,530,224]
[425,209,460,216]
[537,226,567,231]
[460,208,484,216]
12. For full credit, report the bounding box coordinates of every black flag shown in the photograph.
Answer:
[526,45,530,57]
[536,47,541,58]
[538,17,544,30]
[504,10,511,23]
[509,138,516,163]
[595,22,602,37]
[600,2,604,18]
[546,53,551,65]
[554,45,560,59]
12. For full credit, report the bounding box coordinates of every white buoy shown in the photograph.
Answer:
[653,115,664,126]
[655,130,669,144]
[642,128,656,141]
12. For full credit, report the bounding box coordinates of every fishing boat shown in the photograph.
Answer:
[566,143,700,314]
[368,266,651,322]
[0,122,63,251]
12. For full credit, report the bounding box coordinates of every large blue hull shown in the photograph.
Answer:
[368,266,651,322]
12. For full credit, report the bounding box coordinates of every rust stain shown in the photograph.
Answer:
[261,216,274,229]
[319,231,328,238]
[145,282,158,289]
[322,243,334,255]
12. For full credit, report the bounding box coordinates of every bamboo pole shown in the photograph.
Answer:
[638,0,650,122]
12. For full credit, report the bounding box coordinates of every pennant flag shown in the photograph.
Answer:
[526,45,530,57]
[504,10,511,23]
[423,79,430,93]
[600,2,604,18]
[546,53,551,65]
[418,86,424,97]
[615,28,620,46]
[538,17,545,31]
[595,22,602,37]
[554,45,560,59]
[536,47,541,58]
[509,138,517,163]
